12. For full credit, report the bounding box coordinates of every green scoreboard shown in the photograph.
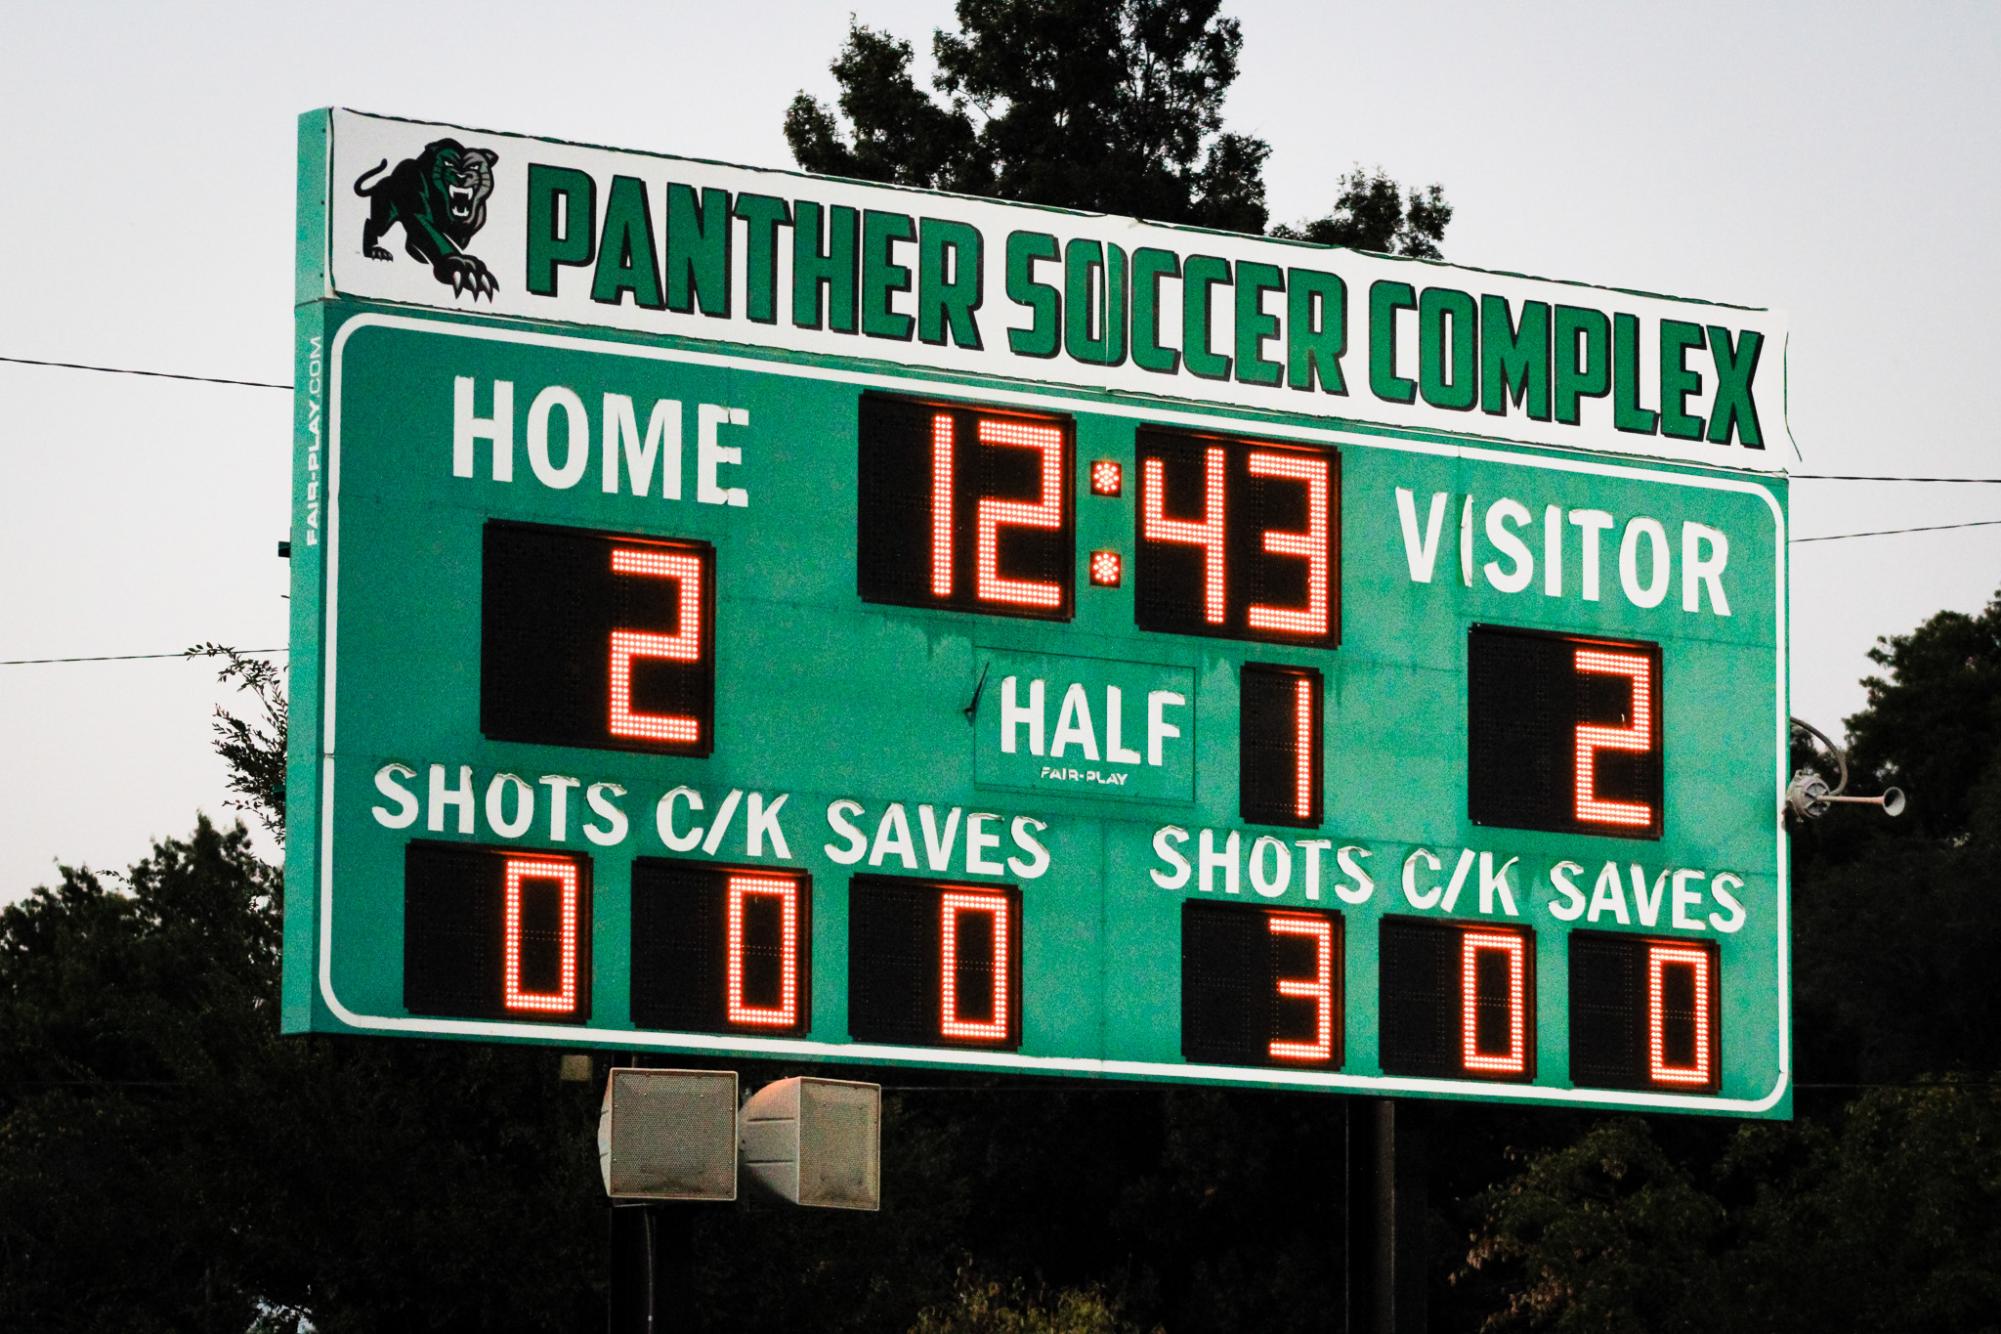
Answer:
[286,110,1793,1117]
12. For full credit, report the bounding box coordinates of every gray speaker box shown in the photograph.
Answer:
[597,1067,739,1201]
[738,1076,881,1211]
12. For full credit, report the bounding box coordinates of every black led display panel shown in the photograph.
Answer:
[1181,901,1343,1068]
[1569,933,1720,1093]
[403,842,592,1023]
[1378,917,1535,1081]
[1467,625,1663,840]
[1240,663,1323,827]
[847,875,1021,1050]
[856,394,1075,621]
[630,859,812,1036]
[1133,430,1339,649]
[481,521,716,756]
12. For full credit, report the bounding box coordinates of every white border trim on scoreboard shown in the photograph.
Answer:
[318,312,1791,1114]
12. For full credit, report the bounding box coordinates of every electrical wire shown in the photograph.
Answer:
[0,649,286,667]
[12,351,2001,494]
[1794,474,2001,484]
[0,353,289,391]
[1791,518,2001,543]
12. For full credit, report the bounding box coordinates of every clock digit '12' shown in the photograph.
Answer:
[856,394,1075,621]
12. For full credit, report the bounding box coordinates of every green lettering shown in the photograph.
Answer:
[1233,261,1284,387]
[918,218,983,349]
[1418,286,1478,411]
[591,175,663,309]
[1660,319,1706,440]
[664,183,730,317]
[1063,239,1127,367]
[1480,295,1548,419]
[791,202,859,333]
[1706,327,1764,448]
[1005,230,1060,358]
[1369,280,1417,404]
[860,210,915,341]
[1553,306,1611,425]
[1612,313,1658,434]
[1131,248,1180,374]
[1183,255,1232,380]
[732,193,790,324]
[1286,268,1347,394]
[526,165,595,298]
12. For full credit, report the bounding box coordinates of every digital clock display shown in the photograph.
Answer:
[856,395,1075,620]
[1134,429,1339,649]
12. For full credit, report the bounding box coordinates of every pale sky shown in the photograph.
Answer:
[3,0,1997,898]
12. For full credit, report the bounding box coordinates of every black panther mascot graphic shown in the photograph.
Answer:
[353,139,500,299]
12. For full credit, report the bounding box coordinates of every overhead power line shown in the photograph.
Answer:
[1792,519,2001,544]
[13,351,2001,497]
[0,353,290,392]
[1794,473,2001,484]
[0,649,286,667]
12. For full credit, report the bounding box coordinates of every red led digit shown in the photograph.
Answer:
[725,874,800,1029]
[1244,450,1331,638]
[607,547,705,745]
[939,890,1011,1041]
[974,417,1066,609]
[930,413,955,598]
[1142,445,1227,624]
[502,856,581,1015]
[1460,929,1529,1075]
[1292,676,1315,821]
[1266,913,1335,1062]
[1647,943,1713,1086]
[1573,648,1655,828]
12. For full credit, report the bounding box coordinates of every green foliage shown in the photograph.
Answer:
[1457,1118,1726,1333]
[1843,589,2001,841]
[912,1264,1152,1333]
[188,642,288,838]
[0,820,608,1332]
[1786,590,2001,1082]
[785,1,1449,251]
[1271,168,1454,258]
[1459,1085,2001,1334]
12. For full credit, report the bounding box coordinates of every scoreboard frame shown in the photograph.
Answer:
[289,307,1789,1118]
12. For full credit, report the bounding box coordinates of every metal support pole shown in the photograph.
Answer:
[608,1204,656,1333]
[1345,1099,1426,1334]
[1371,1099,1426,1334]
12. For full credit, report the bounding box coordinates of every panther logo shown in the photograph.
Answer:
[353,138,500,300]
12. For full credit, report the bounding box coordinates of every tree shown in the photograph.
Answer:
[1271,168,1453,259]
[785,2,1450,251]
[1457,1085,2001,1333]
[1841,590,2001,842]
[0,819,612,1332]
